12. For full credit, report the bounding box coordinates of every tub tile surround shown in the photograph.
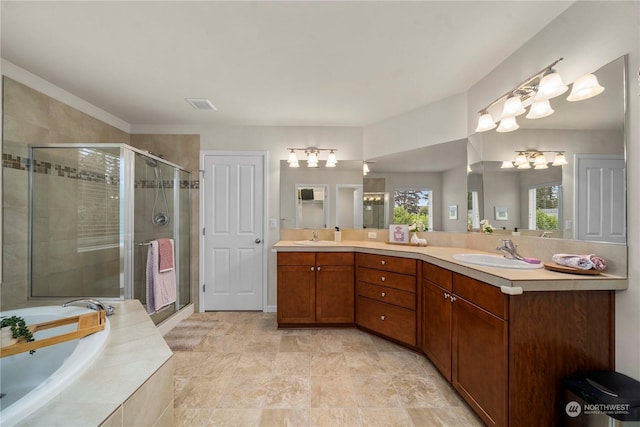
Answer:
[279,228,628,279]
[15,300,173,427]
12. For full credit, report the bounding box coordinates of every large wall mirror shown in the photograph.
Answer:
[363,139,468,232]
[470,56,626,244]
[280,160,363,229]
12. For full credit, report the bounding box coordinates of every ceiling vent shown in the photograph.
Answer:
[185,98,217,111]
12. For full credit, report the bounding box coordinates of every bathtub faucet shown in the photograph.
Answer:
[63,298,115,316]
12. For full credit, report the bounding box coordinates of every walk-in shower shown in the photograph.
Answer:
[28,143,191,325]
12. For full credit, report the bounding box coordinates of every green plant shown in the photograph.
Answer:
[1,315,35,344]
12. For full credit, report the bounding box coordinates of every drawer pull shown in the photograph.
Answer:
[311,267,315,271]
[450,296,457,303]
[381,276,386,282]
[381,292,386,297]
[380,315,386,321]
[317,266,321,271]
[444,292,450,299]
[381,260,386,265]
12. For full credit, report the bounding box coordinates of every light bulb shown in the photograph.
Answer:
[567,73,605,101]
[526,99,555,119]
[497,116,519,132]
[326,150,337,167]
[287,149,298,164]
[475,112,497,132]
[552,152,568,166]
[500,96,526,118]
[501,161,514,169]
[307,151,318,168]
[535,71,568,100]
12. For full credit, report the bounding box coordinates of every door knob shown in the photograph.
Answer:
[255,238,262,244]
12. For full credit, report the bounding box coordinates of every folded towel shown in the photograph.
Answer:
[157,238,175,272]
[588,254,608,271]
[146,240,177,314]
[552,253,594,270]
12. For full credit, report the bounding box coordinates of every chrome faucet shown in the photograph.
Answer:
[539,231,552,238]
[312,230,319,241]
[63,298,115,316]
[496,239,524,261]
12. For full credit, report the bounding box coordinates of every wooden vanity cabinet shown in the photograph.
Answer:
[277,252,354,326]
[356,253,417,346]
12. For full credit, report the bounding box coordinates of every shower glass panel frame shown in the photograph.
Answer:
[28,143,190,319]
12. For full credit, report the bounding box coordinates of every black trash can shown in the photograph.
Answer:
[563,371,640,426]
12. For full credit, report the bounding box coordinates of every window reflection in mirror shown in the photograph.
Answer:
[295,184,327,229]
[393,189,432,230]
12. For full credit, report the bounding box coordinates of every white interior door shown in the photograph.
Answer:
[202,153,265,310]
[575,154,626,243]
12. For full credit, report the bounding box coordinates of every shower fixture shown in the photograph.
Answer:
[147,156,170,226]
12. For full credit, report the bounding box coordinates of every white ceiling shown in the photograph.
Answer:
[1,1,574,127]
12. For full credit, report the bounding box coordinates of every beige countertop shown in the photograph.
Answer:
[273,240,628,293]
[17,300,173,426]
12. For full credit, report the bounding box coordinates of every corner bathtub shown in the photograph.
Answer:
[0,305,110,426]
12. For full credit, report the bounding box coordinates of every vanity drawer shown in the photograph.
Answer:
[453,273,508,319]
[278,252,316,266]
[422,262,453,291]
[357,253,417,275]
[357,267,416,293]
[357,281,416,310]
[357,296,416,346]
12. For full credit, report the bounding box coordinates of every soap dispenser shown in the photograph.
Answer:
[334,227,342,242]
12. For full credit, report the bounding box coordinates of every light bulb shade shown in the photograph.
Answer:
[552,152,568,166]
[363,162,370,175]
[534,153,548,166]
[534,163,549,170]
[307,151,319,167]
[287,150,298,164]
[515,153,527,165]
[517,161,531,169]
[526,99,555,119]
[567,73,605,101]
[535,71,568,100]
[326,151,337,167]
[497,116,519,132]
[501,96,526,118]
[475,112,497,132]
[501,161,515,169]
[289,160,299,168]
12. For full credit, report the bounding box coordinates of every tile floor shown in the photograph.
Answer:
[173,312,484,427]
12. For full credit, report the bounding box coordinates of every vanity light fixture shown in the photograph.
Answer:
[501,150,568,170]
[475,57,605,133]
[286,147,338,168]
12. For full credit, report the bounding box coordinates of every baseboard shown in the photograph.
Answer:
[157,303,194,336]
[265,305,277,313]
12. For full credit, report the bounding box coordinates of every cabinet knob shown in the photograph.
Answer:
[450,296,457,303]
[381,276,386,282]
[380,315,385,321]
[317,266,321,271]
[381,260,386,265]
[444,292,450,299]
[311,266,315,271]
[381,292,386,297]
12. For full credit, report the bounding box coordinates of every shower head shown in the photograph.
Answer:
[144,157,158,168]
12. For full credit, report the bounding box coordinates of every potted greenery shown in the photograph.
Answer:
[0,316,35,348]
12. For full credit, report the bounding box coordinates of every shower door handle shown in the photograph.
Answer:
[255,238,262,244]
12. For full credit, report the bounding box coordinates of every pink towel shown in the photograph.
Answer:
[157,238,174,272]
[146,240,177,314]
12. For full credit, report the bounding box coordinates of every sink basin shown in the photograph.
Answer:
[452,253,543,270]
[293,240,338,246]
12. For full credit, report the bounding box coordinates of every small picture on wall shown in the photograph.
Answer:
[494,206,508,221]
[389,224,409,243]
[448,205,458,220]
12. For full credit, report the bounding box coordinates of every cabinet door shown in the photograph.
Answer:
[277,265,315,324]
[422,280,452,381]
[452,297,507,427]
[316,264,355,323]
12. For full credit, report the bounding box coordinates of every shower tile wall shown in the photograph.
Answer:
[1,77,200,310]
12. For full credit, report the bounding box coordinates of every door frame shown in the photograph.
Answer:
[199,150,269,312]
